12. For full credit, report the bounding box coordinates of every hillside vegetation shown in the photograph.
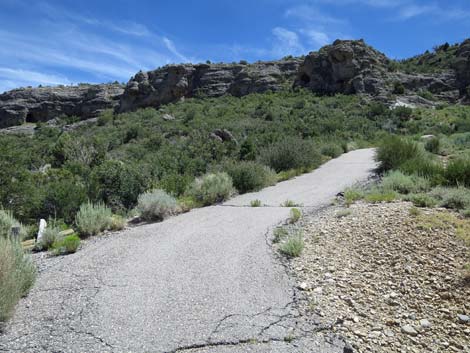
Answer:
[1,89,470,231]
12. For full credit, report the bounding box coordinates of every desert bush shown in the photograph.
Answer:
[424,137,440,154]
[250,199,262,207]
[320,144,343,158]
[281,200,301,207]
[108,215,126,231]
[393,81,405,94]
[289,208,302,223]
[185,173,235,206]
[0,210,26,240]
[375,136,421,172]
[405,193,438,208]
[409,206,421,216]
[36,227,61,251]
[75,202,112,236]
[136,189,179,221]
[52,234,81,255]
[273,227,288,243]
[381,171,430,194]
[364,189,397,203]
[444,157,470,187]
[279,232,304,257]
[430,187,470,210]
[224,161,276,194]
[399,157,445,182]
[0,237,36,324]
[344,187,364,206]
[260,137,322,173]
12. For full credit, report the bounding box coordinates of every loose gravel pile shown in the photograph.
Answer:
[293,201,469,353]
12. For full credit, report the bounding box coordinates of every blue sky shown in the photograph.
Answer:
[1,0,470,93]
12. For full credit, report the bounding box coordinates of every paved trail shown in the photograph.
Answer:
[0,149,376,353]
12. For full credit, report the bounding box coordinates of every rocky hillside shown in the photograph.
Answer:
[1,38,470,128]
[118,59,302,113]
[294,39,458,100]
[0,83,124,128]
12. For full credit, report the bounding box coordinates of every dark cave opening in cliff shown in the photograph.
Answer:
[25,112,37,123]
[300,73,311,84]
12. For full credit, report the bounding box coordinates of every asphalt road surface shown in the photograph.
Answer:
[0,149,376,353]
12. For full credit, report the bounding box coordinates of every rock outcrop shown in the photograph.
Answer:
[294,39,390,95]
[118,59,302,112]
[0,83,124,128]
[453,39,470,96]
[294,39,458,100]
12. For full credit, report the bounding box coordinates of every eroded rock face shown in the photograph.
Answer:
[118,59,302,112]
[294,39,390,95]
[295,39,459,100]
[0,84,124,128]
[453,39,470,95]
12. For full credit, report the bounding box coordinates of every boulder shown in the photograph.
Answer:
[295,39,459,99]
[294,39,390,95]
[118,59,302,113]
[0,83,124,128]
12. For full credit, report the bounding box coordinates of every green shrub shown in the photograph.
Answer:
[185,172,235,206]
[75,202,112,236]
[364,189,397,203]
[381,171,431,194]
[224,161,276,194]
[250,199,262,207]
[277,169,302,182]
[89,160,149,212]
[409,206,421,216]
[375,136,421,172]
[424,137,440,154]
[320,144,343,158]
[108,215,126,231]
[0,237,36,324]
[399,157,445,181]
[260,138,322,173]
[279,232,304,257]
[36,227,61,251]
[0,210,26,240]
[137,189,179,221]
[430,187,470,210]
[405,193,438,208]
[273,227,288,243]
[289,208,302,223]
[461,209,470,219]
[393,81,405,94]
[281,200,301,207]
[444,157,470,187]
[52,234,81,255]
[344,187,364,206]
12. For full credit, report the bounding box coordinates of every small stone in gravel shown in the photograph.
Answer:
[298,282,309,290]
[384,329,395,337]
[457,314,469,323]
[401,324,418,336]
[419,319,432,330]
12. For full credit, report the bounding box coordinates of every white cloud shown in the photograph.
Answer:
[272,27,305,56]
[0,68,69,93]
[285,5,346,24]
[163,37,190,63]
[398,4,436,19]
[302,30,331,47]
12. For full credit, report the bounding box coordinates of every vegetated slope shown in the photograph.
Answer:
[1,88,470,228]
[2,38,470,129]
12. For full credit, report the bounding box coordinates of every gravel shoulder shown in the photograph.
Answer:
[291,201,470,353]
[0,149,376,353]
